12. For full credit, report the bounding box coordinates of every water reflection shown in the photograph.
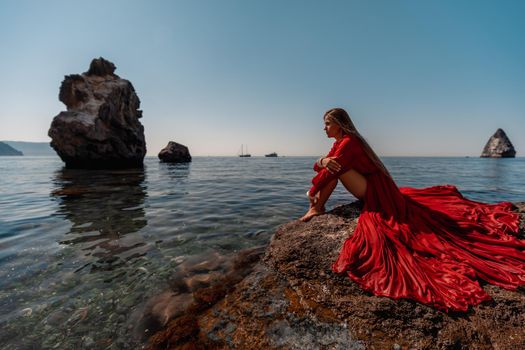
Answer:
[485,158,510,190]
[51,168,149,272]
[158,162,190,181]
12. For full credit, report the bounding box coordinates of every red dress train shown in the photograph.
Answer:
[309,135,525,312]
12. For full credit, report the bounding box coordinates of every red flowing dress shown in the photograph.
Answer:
[309,134,525,312]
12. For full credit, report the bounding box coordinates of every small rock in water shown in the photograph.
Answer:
[184,271,223,291]
[66,306,89,326]
[191,258,222,272]
[158,141,192,163]
[82,336,95,348]
[133,291,194,338]
[35,303,48,313]
[21,307,32,317]
[179,252,226,274]
[170,256,185,265]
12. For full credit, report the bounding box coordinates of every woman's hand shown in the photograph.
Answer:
[322,157,341,174]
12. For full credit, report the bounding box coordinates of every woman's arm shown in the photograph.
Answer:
[313,143,337,172]
[313,157,324,172]
[308,137,356,196]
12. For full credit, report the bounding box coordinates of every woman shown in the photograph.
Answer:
[302,107,525,312]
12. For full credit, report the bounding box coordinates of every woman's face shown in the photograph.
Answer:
[324,117,342,138]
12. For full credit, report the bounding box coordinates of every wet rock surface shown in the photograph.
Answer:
[48,57,146,168]
[481,128,516,158]
[147,202,525,350]
[158,141,192,163]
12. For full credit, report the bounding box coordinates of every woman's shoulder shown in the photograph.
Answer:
[340,134,365,155]
[340,134,358,146]
[333,135,360,154]
[337,134,351,142]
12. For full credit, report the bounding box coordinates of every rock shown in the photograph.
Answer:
[183,271,223,292]
[144,247,265,349]
[481,128,516,158]
[158,141,191,163]
[85,57,116,76]
[81,336,95,348]
[150,292,194,326]
[130,291,194,342]
[20,307,32,317]
[146,202,525,350]
[48,57,146,168]
[177,251,228,275]
[0,141,23,156]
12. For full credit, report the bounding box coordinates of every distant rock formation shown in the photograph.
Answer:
[0,141,23,156]
[158,141,192,163]
[481,128,516,158]
[48,57,146,168]
[146,202,525,350]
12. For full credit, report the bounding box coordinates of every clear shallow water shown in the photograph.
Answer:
[0,156,524,348]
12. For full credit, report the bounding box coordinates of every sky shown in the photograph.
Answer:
[0,0,523,156]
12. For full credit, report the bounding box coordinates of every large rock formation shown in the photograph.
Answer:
[481,128,516,158]
[146,202,525,350]
[0,141,23,156]
[158,141,192,163]
[48,57,146,168]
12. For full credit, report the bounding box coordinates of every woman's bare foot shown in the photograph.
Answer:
[300,206,325,222]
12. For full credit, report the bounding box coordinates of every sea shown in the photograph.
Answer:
[1,156,524,349]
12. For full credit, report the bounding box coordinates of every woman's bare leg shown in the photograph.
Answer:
[300,178,337,222]
[300,169,367,222]
[338,169,367,200]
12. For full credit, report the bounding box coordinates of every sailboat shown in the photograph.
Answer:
[239,144,251,157]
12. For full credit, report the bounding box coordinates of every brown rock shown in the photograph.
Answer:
[183,272,223,292]
[149,292,193,326]
[148,201,525,349]
[148,314,200,349]
[158,141,192,163]
[131,291,194,342]
[177,252,228,275]
[48,57,146,168]
[85,57,117,76]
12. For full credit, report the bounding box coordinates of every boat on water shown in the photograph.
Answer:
[265,152,278,157]
[239,144,251,157]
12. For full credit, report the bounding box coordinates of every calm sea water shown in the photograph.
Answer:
[1,156,524,348]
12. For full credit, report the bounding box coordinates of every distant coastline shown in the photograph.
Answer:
[0,141,23,156]
[0,141,56,156]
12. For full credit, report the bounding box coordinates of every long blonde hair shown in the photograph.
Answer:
[324,108,392,178]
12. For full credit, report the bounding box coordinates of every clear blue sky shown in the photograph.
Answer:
[0,0,523,156]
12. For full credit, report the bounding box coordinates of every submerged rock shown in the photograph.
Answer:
[147,202,525,349]
[48,57,146,168]
[130,248,264,345]
[158,141,191,163]
[481,128,516,158]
